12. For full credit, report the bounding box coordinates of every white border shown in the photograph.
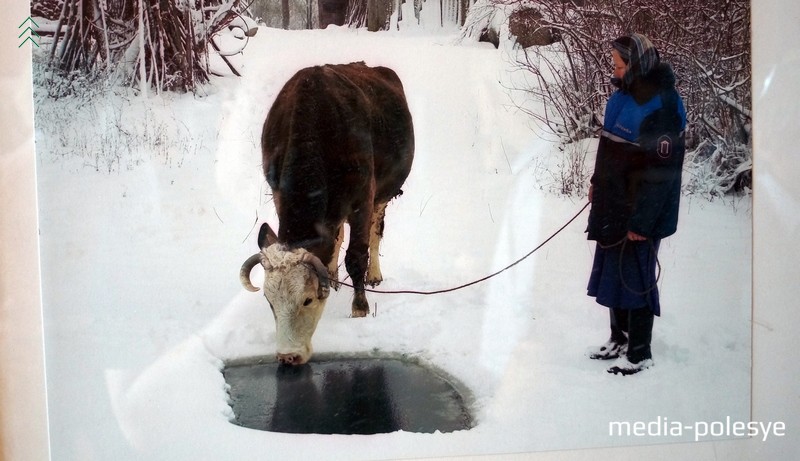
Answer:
[2,1,798,459]
[0,2,50,460]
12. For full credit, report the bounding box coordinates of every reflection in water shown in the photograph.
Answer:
[224,358,471,434]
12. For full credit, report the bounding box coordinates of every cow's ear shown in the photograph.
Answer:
[258,223,278,248]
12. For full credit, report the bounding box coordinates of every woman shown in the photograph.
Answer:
[586,34,686,375]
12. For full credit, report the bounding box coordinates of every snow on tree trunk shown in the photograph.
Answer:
[42,0,248,94]
[51,0,107,74]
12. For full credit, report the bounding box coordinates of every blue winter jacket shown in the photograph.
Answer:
[587,63,687,245]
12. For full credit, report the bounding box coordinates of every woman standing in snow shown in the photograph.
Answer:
[585,34,686,375]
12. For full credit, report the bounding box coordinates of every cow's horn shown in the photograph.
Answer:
[239,253,263,292]
[302,252,330,299]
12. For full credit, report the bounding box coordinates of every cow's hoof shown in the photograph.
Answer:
[351,296,370,317]
[366,276,383,287]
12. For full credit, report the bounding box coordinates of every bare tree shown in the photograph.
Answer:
[50,0,111,74]
[345,0,368,27]
[44,0,250,93]
[345,0,469,29]
[474,0,751,195]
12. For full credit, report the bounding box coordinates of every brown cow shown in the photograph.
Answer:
[240,62,414,365]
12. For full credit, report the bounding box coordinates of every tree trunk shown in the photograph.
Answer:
[367,0,393,31]
[53,0,105,74]
[282,0,290,29]
[138,0,147,95]
[459,0,469,26]
[44,0,246,94]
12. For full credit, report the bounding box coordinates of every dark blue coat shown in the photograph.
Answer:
[587,63,687,245]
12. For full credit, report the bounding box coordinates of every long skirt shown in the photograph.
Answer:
[587,239,661,316]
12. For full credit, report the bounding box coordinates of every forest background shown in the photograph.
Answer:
[30,0,751,199]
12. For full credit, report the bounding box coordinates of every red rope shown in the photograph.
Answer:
[332,201,591,296]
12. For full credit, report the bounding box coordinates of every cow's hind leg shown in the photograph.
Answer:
[366,202,387,287]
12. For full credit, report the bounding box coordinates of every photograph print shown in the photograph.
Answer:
[30,0,751,459]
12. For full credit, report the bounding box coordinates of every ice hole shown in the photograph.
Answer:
[223,355,473,434]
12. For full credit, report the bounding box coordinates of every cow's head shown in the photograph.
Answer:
[240,227,330,365]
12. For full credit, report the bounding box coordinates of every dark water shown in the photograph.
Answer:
[223,357,473,434]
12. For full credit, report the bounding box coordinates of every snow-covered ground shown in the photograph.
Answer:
[34,23,750,461]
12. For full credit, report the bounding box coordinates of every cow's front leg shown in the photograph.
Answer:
[366,202,387,287]
[347,244,370,317]
[328,225,345,291]
[346,207,372,317]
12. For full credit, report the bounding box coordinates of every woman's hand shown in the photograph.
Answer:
[627,231,647,241]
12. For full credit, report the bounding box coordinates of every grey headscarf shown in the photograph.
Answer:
[611,33,660,90]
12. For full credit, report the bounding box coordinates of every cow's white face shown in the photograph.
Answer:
[258,246,329,365]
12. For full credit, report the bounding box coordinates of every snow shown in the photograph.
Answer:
[34,25,750,461]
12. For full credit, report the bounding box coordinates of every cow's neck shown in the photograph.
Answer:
[278,216,336,266]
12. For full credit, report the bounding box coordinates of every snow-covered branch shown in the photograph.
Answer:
[478,0,751,196]
[39,0,255,94]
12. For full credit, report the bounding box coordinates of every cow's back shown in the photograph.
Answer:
[339,63,415,203]
[261,62,414,241]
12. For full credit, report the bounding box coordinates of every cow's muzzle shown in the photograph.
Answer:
[277,353,307,366]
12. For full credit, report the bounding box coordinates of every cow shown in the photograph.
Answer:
[239,62,414,365]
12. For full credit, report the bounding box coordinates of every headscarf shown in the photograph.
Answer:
[611,33,660,90]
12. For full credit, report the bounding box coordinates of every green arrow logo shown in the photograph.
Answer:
[18,17,40,48]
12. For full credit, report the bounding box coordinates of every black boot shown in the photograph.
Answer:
[587,308,629,360]
[608,307,654,375]
[627,307,654,363]
[612,307,629,337]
